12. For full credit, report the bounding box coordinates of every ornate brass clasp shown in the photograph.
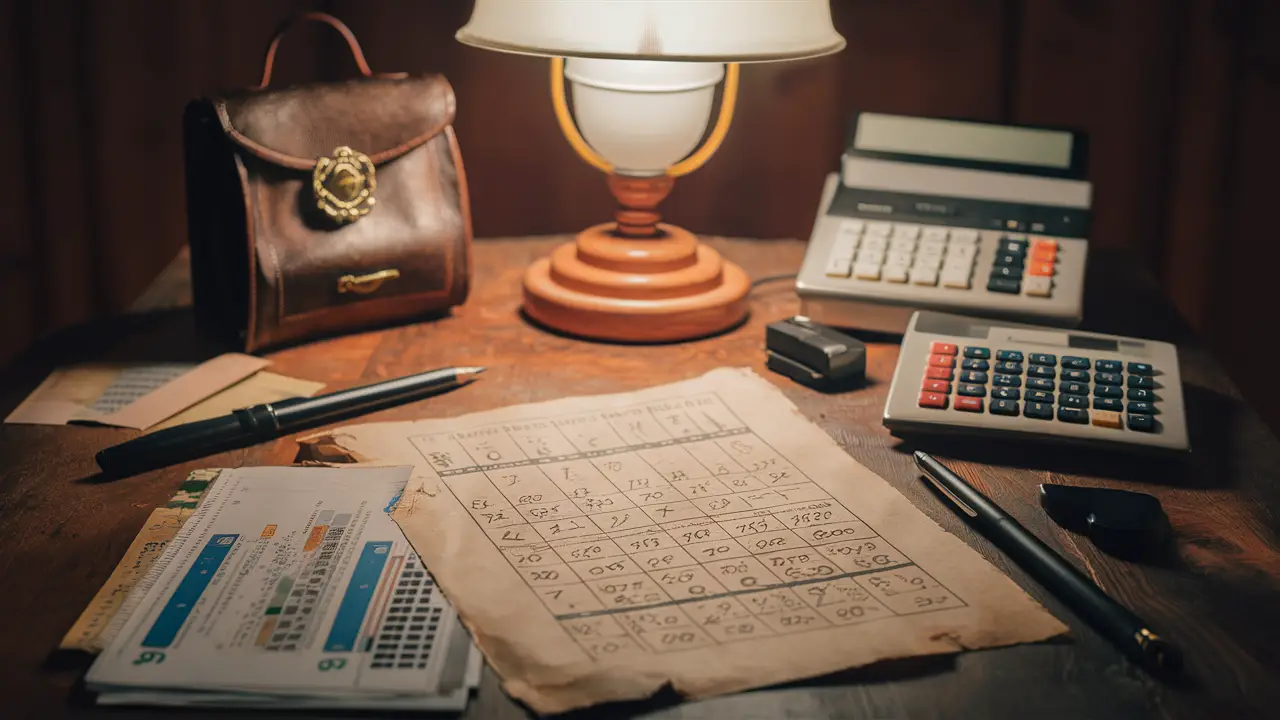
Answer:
[337,269,400,294]
[313,146,376,223]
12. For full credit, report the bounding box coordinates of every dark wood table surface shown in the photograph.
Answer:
[2,236,1278,719]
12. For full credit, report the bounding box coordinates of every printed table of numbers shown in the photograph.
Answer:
[410,393,966,660]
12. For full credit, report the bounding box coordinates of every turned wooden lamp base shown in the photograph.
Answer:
[522,175,751,343]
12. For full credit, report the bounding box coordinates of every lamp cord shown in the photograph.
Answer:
[749,273,798,290]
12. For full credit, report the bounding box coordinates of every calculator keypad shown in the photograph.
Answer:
[917,345,1163,433]
[985,235,1061,298]
[824,219,981,290]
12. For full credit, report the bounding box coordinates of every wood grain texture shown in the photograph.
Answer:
[1,238,1278,719]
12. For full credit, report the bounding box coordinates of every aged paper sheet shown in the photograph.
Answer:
[309,368,1067,713]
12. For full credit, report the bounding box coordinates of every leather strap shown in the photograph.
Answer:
[257,11,373,89]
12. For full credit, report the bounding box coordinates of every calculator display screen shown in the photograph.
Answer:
[853,114,1076,171]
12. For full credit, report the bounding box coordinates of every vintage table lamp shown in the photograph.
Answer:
[457,0,845,342]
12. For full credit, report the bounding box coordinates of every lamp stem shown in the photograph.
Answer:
[549,56,613,173]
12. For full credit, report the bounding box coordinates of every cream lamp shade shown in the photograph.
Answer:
[456,0,845,62]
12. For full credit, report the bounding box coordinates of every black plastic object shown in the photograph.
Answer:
[1039,483,1171,560]
[764,316,866,391]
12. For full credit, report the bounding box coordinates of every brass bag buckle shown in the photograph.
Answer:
[313,146,376,223]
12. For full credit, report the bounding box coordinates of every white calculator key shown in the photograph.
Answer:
[860,235,888,253]
[892,224,921,240]
[940,270,972,289]
[1025,275,1053,297]
[831,234,859,259]
[921,227,949,242]
[951,229,980,245]
[855,249,885,265]
[886,251,914,267]
[824,255,852,278]
[945,244,977,262]
[853,262,882,280]
[865,222,893,237]
[919,238,948,254]
[915,253,943,270]
[942,258,972,275]
[883,265,909,283]
[885,235,916,252]
[909,267,938,286]
[839,219,866,235]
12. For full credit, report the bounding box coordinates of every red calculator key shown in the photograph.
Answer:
[955,396,984,413]
[926,366,954,381]
[918,392,948,409]
[928,354,956,368]
[1030,245,1057,263]
[921,379,951,394]
[930,341,958,356]
[1028,261,1055,277]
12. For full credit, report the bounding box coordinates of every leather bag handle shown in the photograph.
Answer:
[257,11,375,89]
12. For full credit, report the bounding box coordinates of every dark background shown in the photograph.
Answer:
[1,0,1277,430]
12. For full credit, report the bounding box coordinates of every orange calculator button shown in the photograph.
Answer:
[918,391,948,409]
[1028,261,1055,277]
[928,354,956,368]
[930,341,958,355]
[921,379,951,394]
[1030,245,1057,263]
[1091,410,1122,429]
[926,366,954,381]
[954,396,984,412]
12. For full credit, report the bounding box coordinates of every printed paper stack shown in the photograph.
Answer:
[86,466,481,711]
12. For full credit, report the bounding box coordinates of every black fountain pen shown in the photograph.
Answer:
[914,451,1181,676]
[96,366,484,477]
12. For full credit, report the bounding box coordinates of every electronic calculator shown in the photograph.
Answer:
[882,311,1189,453]
[796,113,1093,334]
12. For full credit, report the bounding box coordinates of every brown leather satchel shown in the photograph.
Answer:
[183,12,471,352]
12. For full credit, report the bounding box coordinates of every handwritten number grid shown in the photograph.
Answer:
[410,394,966,660]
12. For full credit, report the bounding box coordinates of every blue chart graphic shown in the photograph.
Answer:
[142,533,239,648]
[323,541,391,652]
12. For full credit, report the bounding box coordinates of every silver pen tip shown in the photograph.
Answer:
[457,366,486,379]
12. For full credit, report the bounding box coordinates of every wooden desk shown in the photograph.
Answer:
[2,237,1278,719]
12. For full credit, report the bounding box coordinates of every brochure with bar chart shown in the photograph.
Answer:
[85,466,481,711]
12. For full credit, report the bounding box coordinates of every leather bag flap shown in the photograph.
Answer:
[215,75,456,170]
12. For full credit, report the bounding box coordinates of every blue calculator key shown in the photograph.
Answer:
[1061,382,1088,396]
[1095,372,1123,386]
[991,399,1020,416]
[1025,402,1054,420]
[1062,369,1090,382]
[1127,388,1155,401]
[1026,378,1055,392]
[1061,356,1090,370]
[992,387,1021,400]
[1127,362,1155,376]
[1093,385,1123,398]
[1057,406,1088,424]
[1028,353,1057,366]
[992,374,1021,387]
[1060,394,1088,409]
[961,358,990,371]
[1093,397,1124,412]
[1096,359,1122,373]
[995,361,1023,375]
[1127,375,1155,389]
[1027,365,1055,379]
[957,383,987,397]
[999,239,1029,255]
[987,277,1022,294]
[1026,390,1054,404]
[996,350,1024,362]
[959,370,989,384]
[963,346,991,359]
[1127,401,1155,414]
[1127,413,1156,432]
[993,252,1025,268]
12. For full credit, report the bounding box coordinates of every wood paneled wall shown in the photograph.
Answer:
[2,1,1277,428]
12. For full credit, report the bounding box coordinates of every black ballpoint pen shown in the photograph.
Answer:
[96,366,485,477]
[913,450,1181,675]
